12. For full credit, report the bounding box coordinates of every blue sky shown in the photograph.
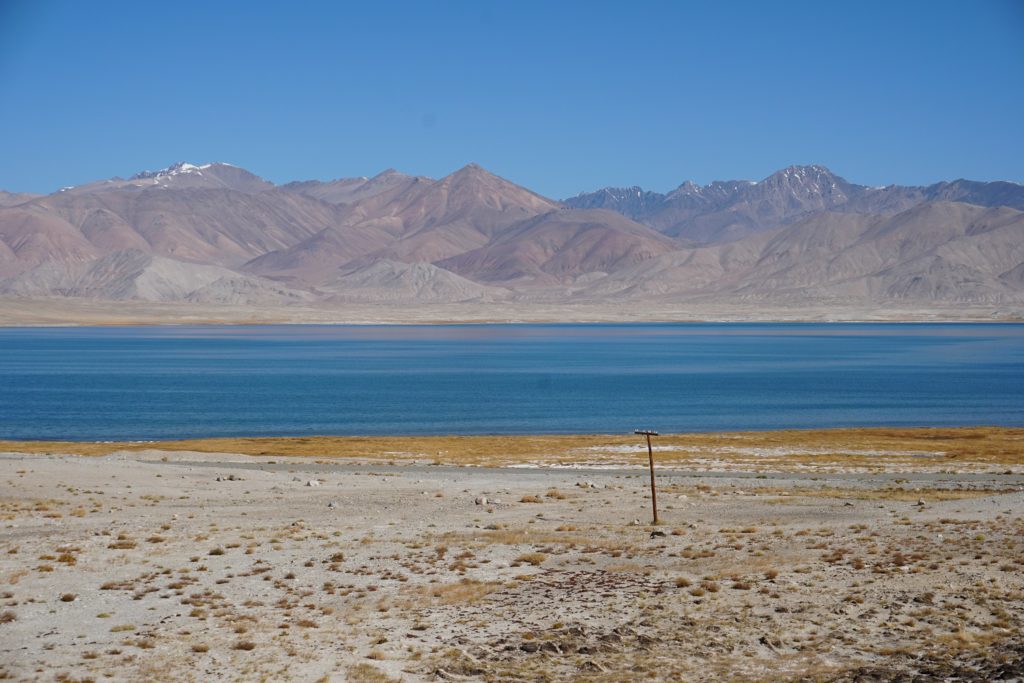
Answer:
[1,0,1022,197]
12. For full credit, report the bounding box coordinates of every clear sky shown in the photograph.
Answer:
[1,0,1022,197]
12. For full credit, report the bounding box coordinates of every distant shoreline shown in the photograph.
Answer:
[0,295,1021,327]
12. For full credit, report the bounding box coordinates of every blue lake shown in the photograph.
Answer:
[0,323,1022,441]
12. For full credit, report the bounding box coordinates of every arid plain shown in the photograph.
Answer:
[1,428,1022,682]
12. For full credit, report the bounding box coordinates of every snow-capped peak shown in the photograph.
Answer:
[131,161,230,181]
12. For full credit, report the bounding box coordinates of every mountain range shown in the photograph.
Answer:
[1,161,1022,318]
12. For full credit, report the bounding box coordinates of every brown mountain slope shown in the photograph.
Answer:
[0,191,42,208]
[241,222,395,285]
[318,259,507,303]
[2,186,350,272]
[1,249,310,304]
[247,164,562,283]
[742,202,1024,294]
[316,164,557,236]
[577,202,1024,305]
[2,162,1022,312]
[281,169,428,205]
[438,208,678,285]
[0,206,101,277]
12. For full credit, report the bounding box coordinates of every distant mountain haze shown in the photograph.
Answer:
[1,161,1021,311]
[566,165,1024,244]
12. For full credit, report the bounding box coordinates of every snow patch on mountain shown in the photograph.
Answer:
[130,161,239,181]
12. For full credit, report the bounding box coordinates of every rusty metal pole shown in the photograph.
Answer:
[635,429,660,525]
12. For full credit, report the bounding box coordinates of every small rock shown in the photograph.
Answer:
[520,641,540,653]
[631,519,642,526]
[306,480,320,487]
[475,496,487,506]
[327,501,337,509]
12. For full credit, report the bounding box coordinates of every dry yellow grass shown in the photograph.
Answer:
[405,578,503,605]
[346,663,401,683]
[2,427,1021,467]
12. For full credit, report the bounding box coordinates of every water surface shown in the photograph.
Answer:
[0,323,1021,440]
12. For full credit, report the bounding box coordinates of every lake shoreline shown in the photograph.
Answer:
[1,295,1022,326]
[3,426,1022,471]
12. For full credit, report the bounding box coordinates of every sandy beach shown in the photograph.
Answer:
[1,428,1022,681]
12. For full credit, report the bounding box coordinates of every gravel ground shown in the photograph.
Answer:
[1,449,1022,682]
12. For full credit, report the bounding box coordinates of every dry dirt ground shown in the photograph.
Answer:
[0,430,1022,682]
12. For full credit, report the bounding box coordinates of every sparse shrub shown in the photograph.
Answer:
[347,663,400,683]
[515,552,547,566]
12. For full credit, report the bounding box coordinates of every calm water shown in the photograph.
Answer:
[0,323,1022,441]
